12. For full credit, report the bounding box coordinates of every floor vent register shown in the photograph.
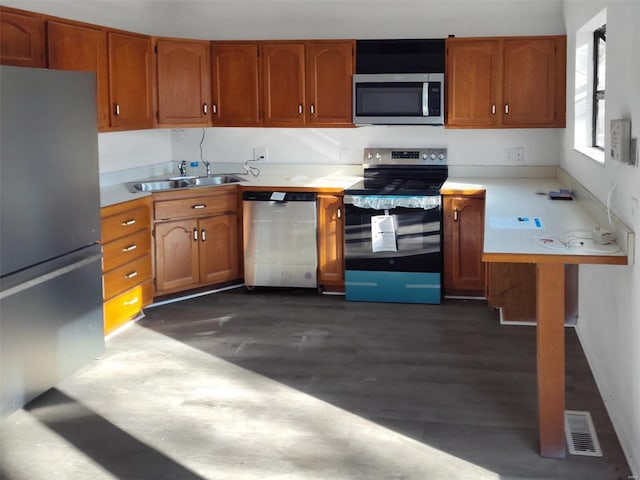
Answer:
[565,410,603,457]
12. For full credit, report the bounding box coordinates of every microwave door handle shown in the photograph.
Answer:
[422,82,429,117]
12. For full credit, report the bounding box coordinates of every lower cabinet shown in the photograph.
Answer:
[152,186,241,296]
[487,263,578,324]
[101,196,153,335]
[317,193,344,292]
[443,193,486,297]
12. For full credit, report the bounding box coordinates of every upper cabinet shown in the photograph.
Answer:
[47,21,110,130]
[446,35,566,128]
[0,8,46,67]
[306,42,354,126]
[155,38,211,126]
[211,43,260,126]
[261,41,354,127]
[261,42,307,126]
[108,31,154,130]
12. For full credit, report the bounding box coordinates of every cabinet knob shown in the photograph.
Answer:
[212,104,217,115]
[337,208,341,219]
[453,208,459,222]
[121,244,137,252]
[201,229,206,242]
[298,104,303,114]
[114,103,121,116]
[203,103,208,115]
[310,104,315,115]
[192,204,206,209]
[193,228,198,241]
[121,219,136,226]
[124,271,138,279]
[491,104,496,115]
[504,104,509,114]
[123,296,139,307]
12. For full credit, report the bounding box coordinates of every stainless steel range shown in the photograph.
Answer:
[344,147,448,304]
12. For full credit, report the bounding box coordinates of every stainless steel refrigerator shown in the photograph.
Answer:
[0,66,105,418]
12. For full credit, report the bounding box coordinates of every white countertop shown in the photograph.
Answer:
[446,177,628,263]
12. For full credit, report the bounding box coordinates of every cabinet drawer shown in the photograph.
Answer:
[104,280,152,334]
[102,229,151,272]
[103,254,152,300]
[154,193,237,220]
[101,206,151,243]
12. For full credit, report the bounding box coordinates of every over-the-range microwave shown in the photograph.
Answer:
[352,73,444,126]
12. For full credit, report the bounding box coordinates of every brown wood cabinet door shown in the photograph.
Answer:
[443,195,486,296]
[306,42,354,126]
[108,32,153,130]
[502,38,560,127]
[261,43,306,126]
[198,213,240,285]
[446,39,500,127]
[211,43,260,126]
[154,219,200,294]
[0,10,45,67]
[47,21,110,130]
[317,194,345,290]
[155,38,211,126]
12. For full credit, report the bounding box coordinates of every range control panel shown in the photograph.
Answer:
[363,148,448,167]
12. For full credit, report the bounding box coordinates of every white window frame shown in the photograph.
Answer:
[574,9,607,164]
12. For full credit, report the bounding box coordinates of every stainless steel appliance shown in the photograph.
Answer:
[344,148,448,304]
[0,66,104,418]
[353,38,445,125]
[243,191,318,289]
[353,73,444,125]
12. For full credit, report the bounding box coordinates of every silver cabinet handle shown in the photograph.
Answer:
[123,296,139,306]
[310,104,315,115]
[453,208,459,222]
[193,228,198,241]
[192,204,206,209]
[298,104,303,114]
[491,104,496,115]
[124,271,138,279]
[121,244,137,252]
[212,104,217,114]
[114,103,120,116]
[201,229,206,242]
[422,82,429,116]
[337,208,341,219]
[203,103,208,114]
[505,104,509,114]
[121,219,136,226]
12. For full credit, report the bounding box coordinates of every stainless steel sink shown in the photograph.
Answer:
[191,175,244,186]
[125,174,245,193]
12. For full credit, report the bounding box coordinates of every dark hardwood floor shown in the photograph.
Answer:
[0,288,632,479]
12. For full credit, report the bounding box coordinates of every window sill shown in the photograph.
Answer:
[574,146,605,165]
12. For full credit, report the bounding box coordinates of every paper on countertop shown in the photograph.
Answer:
[488,216,544,229]
[371,213,398,252]
[270,191,286,201]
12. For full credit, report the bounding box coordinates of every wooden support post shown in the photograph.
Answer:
[536,263,566,458]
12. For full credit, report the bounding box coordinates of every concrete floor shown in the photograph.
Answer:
[0,288,633,479]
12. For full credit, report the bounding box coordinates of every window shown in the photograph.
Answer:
[592,25,606,149]
[574,9,607,163]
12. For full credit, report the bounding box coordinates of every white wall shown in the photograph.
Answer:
[561,0,640,474]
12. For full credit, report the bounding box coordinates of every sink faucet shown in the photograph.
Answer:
[178,160,187,177]
[203,159,211,176]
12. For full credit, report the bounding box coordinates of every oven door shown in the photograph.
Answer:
[343,194,442,304]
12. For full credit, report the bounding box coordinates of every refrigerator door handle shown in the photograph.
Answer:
[0,253,102,300]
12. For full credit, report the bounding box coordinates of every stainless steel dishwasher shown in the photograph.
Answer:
[243,191,318,289]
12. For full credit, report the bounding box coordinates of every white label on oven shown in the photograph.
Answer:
[371,213,398,252]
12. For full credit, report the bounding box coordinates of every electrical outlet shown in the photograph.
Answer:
[514,147,524,162]
[253,146,268,161]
